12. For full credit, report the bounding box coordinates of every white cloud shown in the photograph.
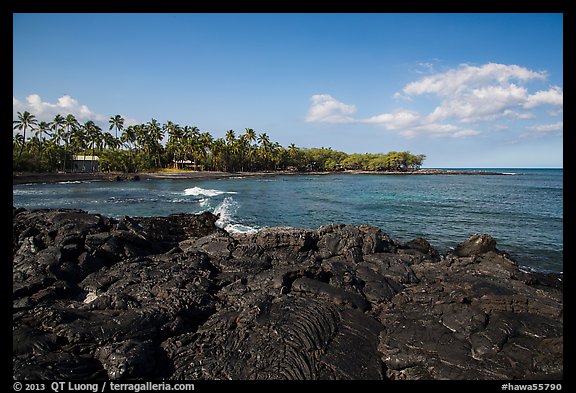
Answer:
[511,121,564,143]
[305,93,480,139]
[305,62,562,140]
[418,62,434,68]
[13,94,106,123]
[524,86,563,109]
[403,63,545,97]
[305,94,357,123]
[452,129,481,138]
[527,121,563,134]
[403,63,562,124]
[392,91,411,101]
[123,117,140,127]
[400,123,479,139]
[362,110,421,129]
[427,84,530,123]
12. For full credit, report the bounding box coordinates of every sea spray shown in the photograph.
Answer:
[214,197,238,226]
[213,197,258,234]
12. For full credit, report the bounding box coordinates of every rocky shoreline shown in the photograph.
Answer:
[13,208,562,380]
[13,168,511,185]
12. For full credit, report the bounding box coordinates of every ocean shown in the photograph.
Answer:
[13,168,563,273]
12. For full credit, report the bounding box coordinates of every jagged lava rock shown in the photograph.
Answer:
[13,208,562,380]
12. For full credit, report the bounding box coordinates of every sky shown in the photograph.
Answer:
[13,13,563,168]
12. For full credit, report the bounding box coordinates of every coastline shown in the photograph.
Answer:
[12,168,511,185]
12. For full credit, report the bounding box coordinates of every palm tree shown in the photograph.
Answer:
[63,114,79,172]
[245,128,256,169]
[34,121,51,165]
[135,124,147,157]
[13,111,38,159]
[82,121,102,172]
[271,142,282,170]
[13,134,24,151]
[225,129,236,145]
[68,122,87,171]
[197,132,213,170]
[51,114,65,142]
[51,114,67,171]
[244,128,257,144]
[243,128,257,171]
[288,143,299,168]
[258,132,271,170]
[224,130,238,171]
[147,119,164,168]
[237,134,249,172]
[121,126,137,172]
[165,121,183,168]
[43,140,60,172]
[210,138,227,171]
[109,115,124,144]
[183,125,200,168]
[37,121,51,142]
[102,132,120,150]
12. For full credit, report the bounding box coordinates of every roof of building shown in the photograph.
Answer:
[173,160,195,164]
[72,155,99,161]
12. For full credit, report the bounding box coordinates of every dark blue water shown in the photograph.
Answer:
[13,169,563,273]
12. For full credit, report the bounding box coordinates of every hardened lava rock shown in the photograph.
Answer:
[13,208,562,380]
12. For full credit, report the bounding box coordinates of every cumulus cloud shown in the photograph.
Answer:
[306,94,478,138]
[523,86,564,109]
[13,94,106,123]
[305,94,357,123]
[426,84,530,123]
[405,63,562,124]
[306,62,562,139]
[403,63,545,96]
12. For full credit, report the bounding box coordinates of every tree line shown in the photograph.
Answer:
[13,111,426,173]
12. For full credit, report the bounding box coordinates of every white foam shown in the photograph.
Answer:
[169,198,196,203]
[183,187,237,197]
[213,197,257,234]
[57,180,83,184]
[226,223,259,234]
[214,197,238,226]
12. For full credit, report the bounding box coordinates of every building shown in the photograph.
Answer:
[172,160,204,171]
[72,155,99,173]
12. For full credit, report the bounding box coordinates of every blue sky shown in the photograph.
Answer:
[13,13,563,167]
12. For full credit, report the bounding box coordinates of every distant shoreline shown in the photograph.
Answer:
[12,168,517,185]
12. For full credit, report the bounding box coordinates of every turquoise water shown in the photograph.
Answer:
[13,169,563,273]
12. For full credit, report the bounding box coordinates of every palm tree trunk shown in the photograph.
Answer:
[91,145,96,172]
[18,127,27,159]
[62,147,67,172]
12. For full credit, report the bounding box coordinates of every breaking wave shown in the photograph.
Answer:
[213,197,258,234]
[183,187,237,197]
